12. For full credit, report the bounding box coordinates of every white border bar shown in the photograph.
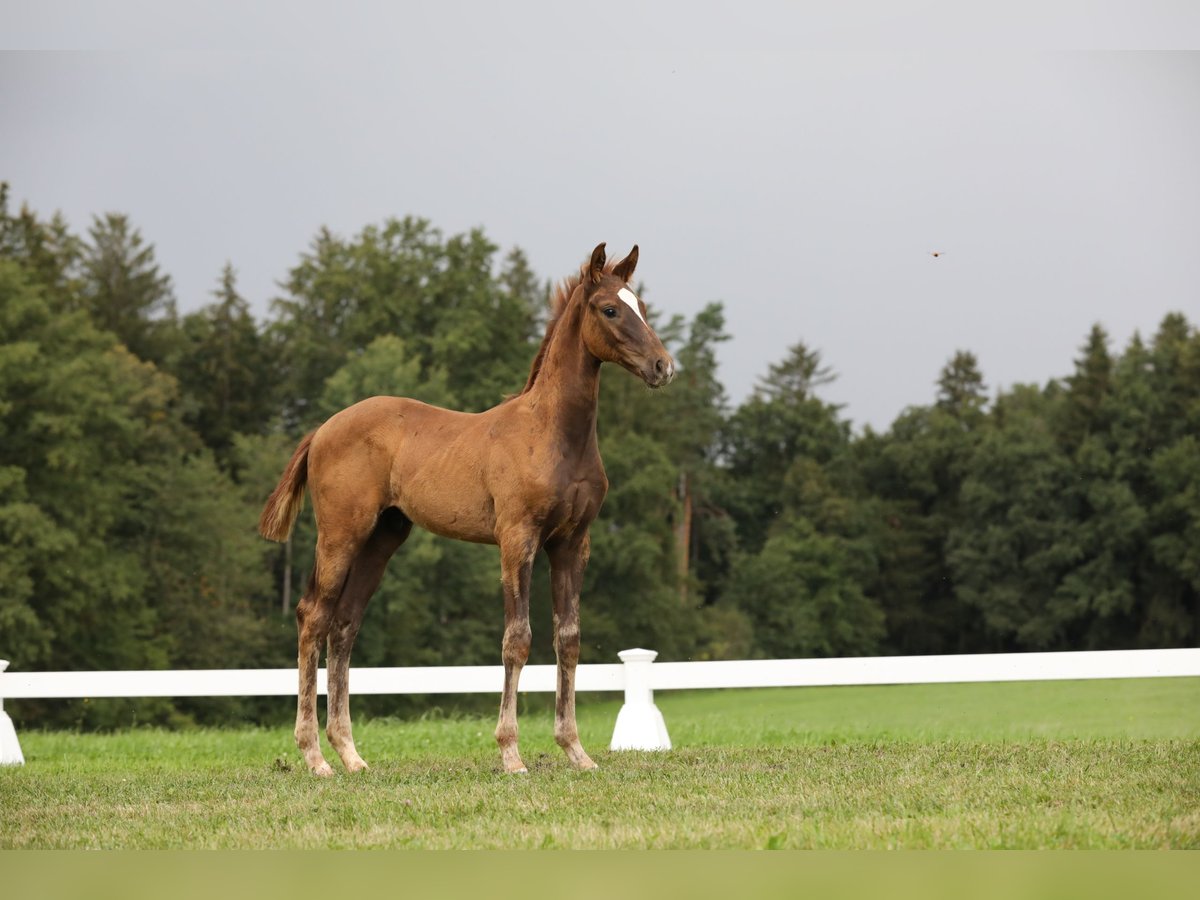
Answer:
[649,649,1200,690]
[0,663,627,700]
[0,650,1195,701]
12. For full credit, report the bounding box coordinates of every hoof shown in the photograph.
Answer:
[564,744,598,771]
[343,757,370,774]
[499,744,527,775]
[311,761,335,777]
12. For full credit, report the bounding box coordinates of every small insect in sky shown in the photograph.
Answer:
[929,251,943,258]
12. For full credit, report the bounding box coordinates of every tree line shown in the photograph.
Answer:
[2,183,1197,727]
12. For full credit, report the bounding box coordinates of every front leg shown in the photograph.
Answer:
[495,531,536,773]
[548,534,597,770]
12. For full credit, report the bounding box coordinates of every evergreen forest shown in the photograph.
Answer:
[2,184,1197,727]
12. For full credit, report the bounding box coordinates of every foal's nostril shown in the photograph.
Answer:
[653,357,675,383]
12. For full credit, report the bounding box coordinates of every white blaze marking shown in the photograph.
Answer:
[617,287,648,325]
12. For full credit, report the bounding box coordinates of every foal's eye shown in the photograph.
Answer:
[603,307,618,318]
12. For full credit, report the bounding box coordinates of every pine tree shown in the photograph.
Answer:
[80,213,179,365]
[857,352,989,654]
[1049,323,1141,649]
[1060,324,1114,450]
[721,342,848,555]
[0,182,83,302]
[947,384,1078,650]
[936,350,988,422]
[1137,315,1200,645]
[173,264,278,460]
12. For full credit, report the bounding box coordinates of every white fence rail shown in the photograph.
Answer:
[2,647,1198,765]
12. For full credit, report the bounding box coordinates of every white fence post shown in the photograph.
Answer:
[610,648,671,751]
[0,660,25,766]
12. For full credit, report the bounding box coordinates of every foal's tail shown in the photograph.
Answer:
[258,431,315,542]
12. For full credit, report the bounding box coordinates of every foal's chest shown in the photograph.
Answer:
[531,450,607,535]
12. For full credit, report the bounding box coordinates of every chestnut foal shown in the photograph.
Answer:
[260,243,674,775]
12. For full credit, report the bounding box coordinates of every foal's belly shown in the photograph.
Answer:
[400,494,498,545]
[389,447,499,545]
[391,463,498,544]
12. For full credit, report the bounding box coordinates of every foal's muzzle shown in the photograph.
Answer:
[646,355,676,389]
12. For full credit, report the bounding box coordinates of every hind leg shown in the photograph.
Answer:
[295,512,375,776]
[494,527,537,774]
[326,510,412,773]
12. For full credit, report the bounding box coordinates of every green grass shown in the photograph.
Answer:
[3,678,1198,849]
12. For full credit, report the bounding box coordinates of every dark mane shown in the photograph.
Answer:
[516,258,619,396]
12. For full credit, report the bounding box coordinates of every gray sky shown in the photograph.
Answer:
[3,8,1199,430]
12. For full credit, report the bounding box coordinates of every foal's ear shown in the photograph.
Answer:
[588,242,607,285]
[612,245,639,283]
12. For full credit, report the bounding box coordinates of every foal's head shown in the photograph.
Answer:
[579,243,675,389]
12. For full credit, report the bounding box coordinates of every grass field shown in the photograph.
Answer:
[3,678,1198,849]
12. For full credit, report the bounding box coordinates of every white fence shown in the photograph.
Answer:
[2,647,1199,765]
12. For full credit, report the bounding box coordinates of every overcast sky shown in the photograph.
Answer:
[3,8,1199,430]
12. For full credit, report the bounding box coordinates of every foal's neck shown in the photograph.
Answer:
[527,299,601,447]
